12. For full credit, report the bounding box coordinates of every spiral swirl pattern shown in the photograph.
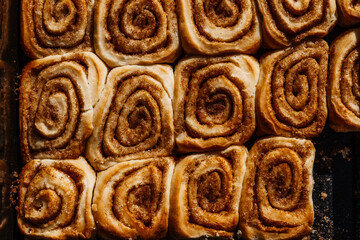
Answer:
[328,28,360,132]
[257,0,337,48]
[169,146,247,238]
[239,137,314,240]
[86,65,174,171]
[92,158,174,239]
[94,0,179,67]
[20,54,95,163]
[21,0,93,58]
[256,39,328,138]
[174,56,259,153]
[178,0,261,55]
[337,0,360,26]
[17,158,96,239]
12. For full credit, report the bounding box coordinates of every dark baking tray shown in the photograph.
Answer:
[0,1,359,239]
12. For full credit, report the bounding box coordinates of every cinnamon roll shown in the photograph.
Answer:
[17,157,96,239]
[92,157,174,240]
[239,137,314,240]
[94,0,180,67]
[21,0,93,59]
[256,39,329,138]
[169,146,247,238]
[257,0,337,48]
[178,0,261,55]
[174,55,259,153]
[86,65,174,170]
[19,52,108,163]
[337,0,360,27]
[328,28,360,132]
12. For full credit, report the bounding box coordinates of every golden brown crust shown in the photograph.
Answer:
[328,28,360,132]
[86,65,174,171]
[169,146,247,239]
[17,157,96,240]
[174,55,259,153]
[239,137,314,240]
[19,52,107,163]
[257,0,337,49]
[256,39,329,138]
[92,157,174,240]
[337,0,360,27]
[21,0,93,59]
[94,0,180,67]
[178,0,261,55]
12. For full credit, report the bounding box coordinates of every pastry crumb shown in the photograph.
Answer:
[320,192,328,200]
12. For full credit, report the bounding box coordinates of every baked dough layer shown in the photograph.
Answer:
[86,65,174,170]
[94,0,180,67]
[21,0,93,58]
[20,52,107,163]
[17,157,96,239]
[178,0,261,55]
[239,137,314,240]
[257,0,337,48]
[92,157,174,240]
[174,55,259,153]
[169,146,247,238]
[328,28,360,132]
[256,39,329,138]
[337,0,360,27]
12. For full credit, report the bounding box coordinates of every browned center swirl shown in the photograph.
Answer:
[28,62,87,152]
[185,63,244,138]
[256,148,306,227]
[193,0,253,42]
[102,75,166,156]
[271,49,324,128]
[34,0,88,48]
[265,0,324,34]
[188,156,234,231]
[107,0,167,54]
[341,46,360,118]
[22,166,78,229]
[340,0,360,19]
[112,165,162,228]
